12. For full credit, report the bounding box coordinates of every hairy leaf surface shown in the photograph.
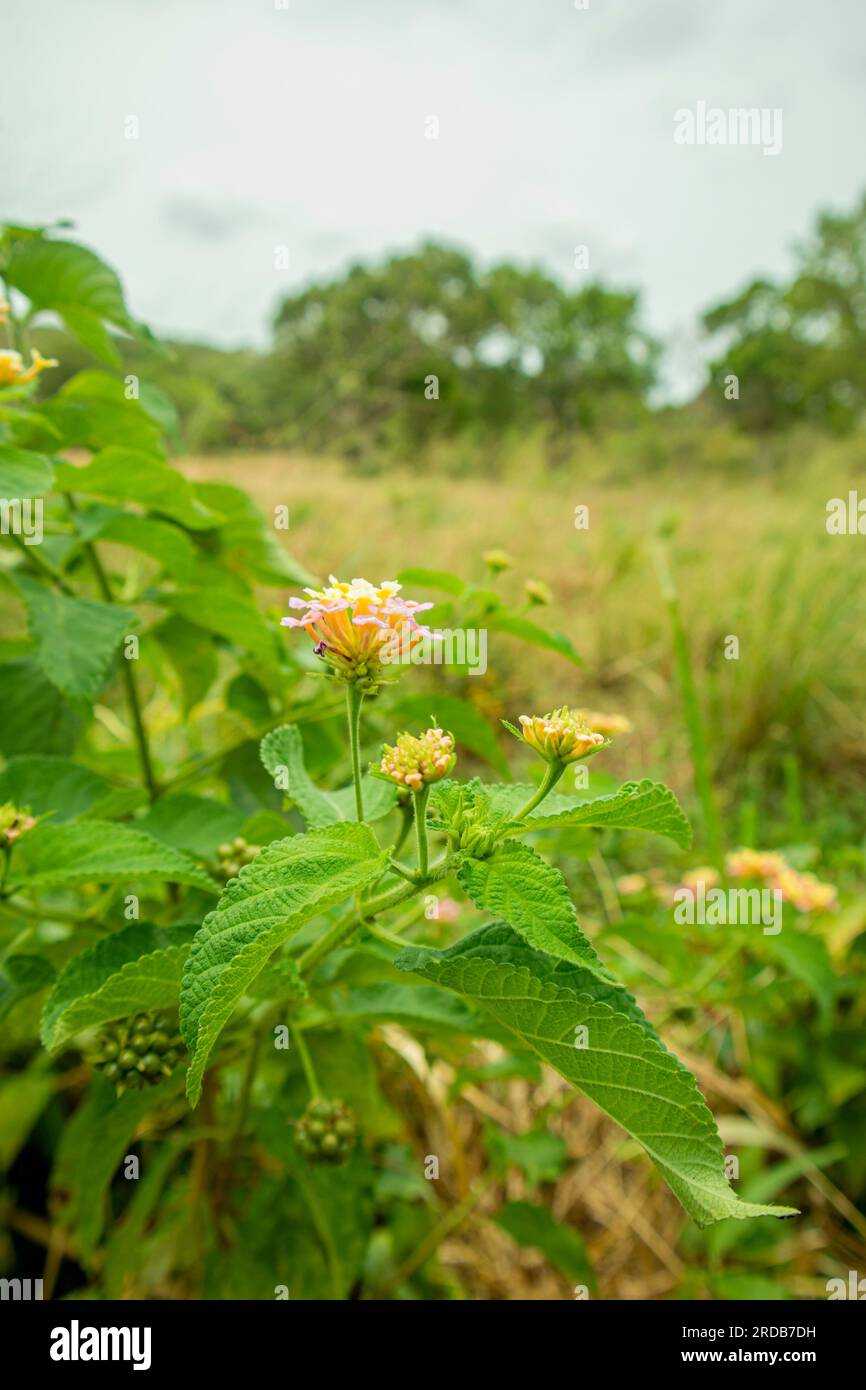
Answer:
[397,926,796,1226]
[181,823,388,1105]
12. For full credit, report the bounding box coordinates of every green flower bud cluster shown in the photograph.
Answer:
[91,1012,183,1095]
[217,837,261,881]
[294,1098,358,1165]
[442,790,500,859]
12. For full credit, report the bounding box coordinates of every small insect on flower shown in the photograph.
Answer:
[0,802,37,848]
[281,576,436,693]
[376,726,456,791]
[506,706,607,766]
[0,347,58,387]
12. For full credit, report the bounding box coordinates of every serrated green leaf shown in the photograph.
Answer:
[0,754,145,822]
[181,823,388,1106]
[41,921,192,1051]
[43,372,166,453]
[192,481,316,587]
[0,658,81,755]
[9,819,221,894]
[162,586,284,667]
[92,511,195,580]
[53,448,220,530]
[0,954,56,1024]
[260,723,397,826]
[331,982,484,1034]
[497,777,692,848]
[13,574,136,698]
[135,794,247,859]
[396,926,797,1226]
[458,841,608,974]
[152,614,218,711]
[0,443,54,495]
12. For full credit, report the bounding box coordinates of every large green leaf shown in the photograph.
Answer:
[458,841,608,974]
[13,574,135,698]
[396,925,797,1227]
[152,614,218,711]
[53,449,220,530]
[5,236,143,367]
[162,586,285,668]
[489,778,692,848]
[91,510,195,580]
[396,566,465,596]
[181,823,388,1105]
[41,922,193,1051]
[43,372,166,453]
[0,444,54,496]
[0,755,145,822]
[9,819,220,895]
[192,481,316,587]
[135,794,247,859]
[331,982,485,1034]
[0,658,81,755]
[260,723,397,826]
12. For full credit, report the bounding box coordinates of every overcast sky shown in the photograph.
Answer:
[3,0,866,396]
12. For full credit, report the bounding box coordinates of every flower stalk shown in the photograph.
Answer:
[346,683,365,821]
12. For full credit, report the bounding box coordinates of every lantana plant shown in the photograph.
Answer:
[176,573,797,1230]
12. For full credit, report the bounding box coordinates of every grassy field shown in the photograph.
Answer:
[183,437,866,823]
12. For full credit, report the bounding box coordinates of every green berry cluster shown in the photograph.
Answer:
[217,837,260,880]
[294,1098,358,1165]
[91,1012,183,1095]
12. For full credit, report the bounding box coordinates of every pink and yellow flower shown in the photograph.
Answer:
[513,706,606,765]
[281,576,435,690]
[377,727,456,792]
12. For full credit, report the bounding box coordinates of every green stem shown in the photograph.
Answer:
[7,531,74,594]
[413,785,430,878]
[230,1023,264,1142]
[297,854,452,977]
[513,761,566,819]
[346,683,365,821]
[293,1026,320,1099]
[66,497,159,803]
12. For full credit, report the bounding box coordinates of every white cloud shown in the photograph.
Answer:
[2,0,865,396]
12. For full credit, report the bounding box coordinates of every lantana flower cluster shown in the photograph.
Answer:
[619,849,838,914]
[377,727,456,792]
[515,706,607,765]
[282,576,435,692]
[727,848,838,913]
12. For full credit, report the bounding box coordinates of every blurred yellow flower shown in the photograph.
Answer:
[0,347,59,387]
